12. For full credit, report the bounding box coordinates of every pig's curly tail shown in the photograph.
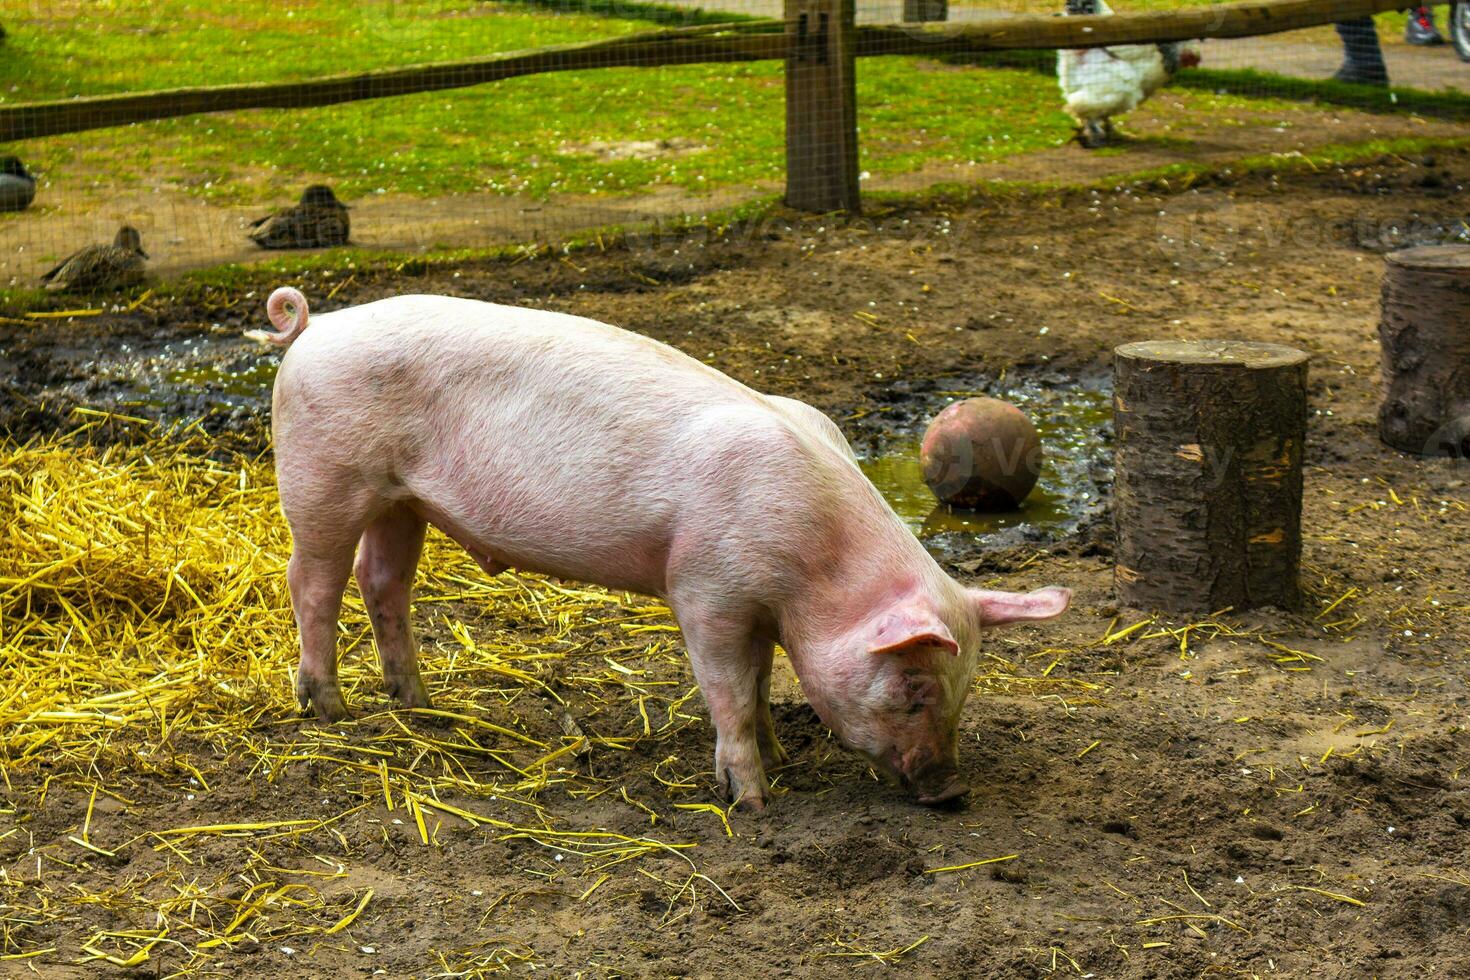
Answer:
[246,287,310,345]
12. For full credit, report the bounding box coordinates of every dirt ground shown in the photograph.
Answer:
[3,147,1470,978]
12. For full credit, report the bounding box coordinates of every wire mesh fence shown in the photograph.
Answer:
[1,0,1466,290]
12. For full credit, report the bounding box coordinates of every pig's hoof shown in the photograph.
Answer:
[298,676,350,722]
[721,768,769,812]
[759,737,790,770]
[386,673,431,710]
[734,793,767,812]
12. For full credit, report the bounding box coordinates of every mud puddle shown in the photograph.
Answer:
[858,378,1112,554]
[107,343,281,429]
[164,359,279,399]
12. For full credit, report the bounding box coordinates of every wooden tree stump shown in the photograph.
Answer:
[1378,246,1470,457]
[1113,340,1309,614]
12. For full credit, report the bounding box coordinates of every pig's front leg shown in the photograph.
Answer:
[675,604,770,811]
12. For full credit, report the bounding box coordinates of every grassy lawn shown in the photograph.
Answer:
[0,0,1077,205]
[2,0,1429,209]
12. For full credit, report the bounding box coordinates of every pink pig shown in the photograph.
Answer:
[254,287,1070,809]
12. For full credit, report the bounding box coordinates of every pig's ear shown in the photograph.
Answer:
[970,586,1071,627]
[868,606,961,657]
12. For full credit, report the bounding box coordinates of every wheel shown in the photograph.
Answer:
[1453,3,1470,62]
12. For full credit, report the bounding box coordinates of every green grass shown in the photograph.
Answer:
[4,0,1453,211]
[0,0,1080,204]
[8,64,1072,205]
[501,0,764,26]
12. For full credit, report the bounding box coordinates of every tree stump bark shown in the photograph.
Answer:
[1378,246,1470,457]
[1113,340,1310,614]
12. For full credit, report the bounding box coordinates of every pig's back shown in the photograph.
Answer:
[274,295,762,450]
[271,295,871,595]
[281,294,745,404]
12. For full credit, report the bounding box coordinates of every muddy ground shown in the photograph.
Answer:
[3,149,1470,978]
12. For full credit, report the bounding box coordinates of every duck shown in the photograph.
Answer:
[0,156,36,212]
[248,185,350,249]
[40,226,148,292]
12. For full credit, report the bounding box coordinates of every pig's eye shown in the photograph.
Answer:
[884,670,935,715]
[904,675,935,704]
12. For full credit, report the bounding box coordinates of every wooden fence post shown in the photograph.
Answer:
[784,0,860,214]
[903,0,948,22]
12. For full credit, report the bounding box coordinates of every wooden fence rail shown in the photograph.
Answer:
[0,0,1411,144]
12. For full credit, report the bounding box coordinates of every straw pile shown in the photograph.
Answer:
[0,416,738,973]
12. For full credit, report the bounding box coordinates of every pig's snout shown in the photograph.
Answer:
[912,767,970,807]
[886,747,970,807]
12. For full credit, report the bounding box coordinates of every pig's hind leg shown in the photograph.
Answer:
[280,473,378,722]
[286,535,360,723]
[355,503,431,710]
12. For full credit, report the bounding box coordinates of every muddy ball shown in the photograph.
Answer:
[920,397,1041,509]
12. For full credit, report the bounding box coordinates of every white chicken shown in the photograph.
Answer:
[1057,0,1201,148]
